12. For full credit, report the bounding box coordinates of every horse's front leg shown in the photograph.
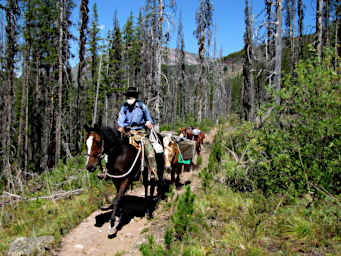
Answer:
[108,178,129,237]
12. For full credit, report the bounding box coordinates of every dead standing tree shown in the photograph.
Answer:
[274,0,283,105]
[55,0,64,163]
[76,0,89,153]
[194,0,213,123]
[241,0,255,121]
[315,0,323,59]
[3,0,20,191]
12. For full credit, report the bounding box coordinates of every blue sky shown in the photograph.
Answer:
[70,0,316,64]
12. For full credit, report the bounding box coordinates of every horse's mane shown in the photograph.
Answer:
[99,126,129,154]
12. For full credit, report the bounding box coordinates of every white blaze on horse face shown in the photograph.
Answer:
[179,133,184,138]
[86,136,94,165]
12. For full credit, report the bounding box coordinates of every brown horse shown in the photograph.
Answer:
[163,136,183,187]
[179,127,205,155]
[84,124,164,237]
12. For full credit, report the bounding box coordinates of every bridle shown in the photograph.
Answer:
[85,135,104,160]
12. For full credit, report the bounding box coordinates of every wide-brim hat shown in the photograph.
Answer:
[124,87,140,97]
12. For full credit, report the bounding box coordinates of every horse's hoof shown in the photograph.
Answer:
[108,226,117,238]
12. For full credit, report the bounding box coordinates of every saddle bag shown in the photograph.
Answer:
[178,139,196,160]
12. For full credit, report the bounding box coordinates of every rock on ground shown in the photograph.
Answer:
[8,236,55,256]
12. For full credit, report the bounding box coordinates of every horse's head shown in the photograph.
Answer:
[84,124,103,172]
[178,128,188,139]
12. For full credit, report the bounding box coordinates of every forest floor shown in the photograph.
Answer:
[57,128,217,256]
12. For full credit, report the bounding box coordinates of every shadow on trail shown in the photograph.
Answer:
[94,178,191,236]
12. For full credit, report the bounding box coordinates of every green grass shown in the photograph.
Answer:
[0,156,111,254]
[140,123,341,256]
[196,155,202,166]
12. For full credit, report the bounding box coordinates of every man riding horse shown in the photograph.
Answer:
[117,86,160,179]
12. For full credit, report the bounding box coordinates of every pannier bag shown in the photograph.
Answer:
[178,139,196,160]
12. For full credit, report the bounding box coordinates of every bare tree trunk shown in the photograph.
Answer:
[56,0,64,163]
[92,53,103,126]
[323,0,330,48]
[24,63,29,172]
[198,36,204,123]
[4,0,19,190]
[241,0,255,121]
[17,51,28,167]
[104,94,108,127]
[290,0,296,66]
[76,0,89,152]
[315,0,323,59]
[274,0,283,105]
[334,13,341,62]
[153,0,163,132]
[265,0,274,88]
[297,0,304,59]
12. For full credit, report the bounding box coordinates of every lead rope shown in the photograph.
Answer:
[138,138,145,182]
[105,146,142,179]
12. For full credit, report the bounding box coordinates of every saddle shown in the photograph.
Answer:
[127,130,144,150]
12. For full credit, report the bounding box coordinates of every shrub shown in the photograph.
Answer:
[171,185,196,240]
[226,50,341,195]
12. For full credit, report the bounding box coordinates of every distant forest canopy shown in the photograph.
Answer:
[0,0,340,189]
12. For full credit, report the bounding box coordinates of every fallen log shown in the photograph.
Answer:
[0,189,83,207]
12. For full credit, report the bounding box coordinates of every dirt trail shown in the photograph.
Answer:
[58,128,216,256]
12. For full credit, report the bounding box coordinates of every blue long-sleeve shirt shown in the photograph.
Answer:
[117,101,153,130]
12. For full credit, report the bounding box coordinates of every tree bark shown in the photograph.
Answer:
[76,0,88,153]
[92,52,103,126]
[297,0,304,59]
[323,0,330,48]
[274,0,283,105]
[4,0,19,190]
[241,0,255,121]
[154,0,164,132]
[315,0,323,59]
[56,0,64,163]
